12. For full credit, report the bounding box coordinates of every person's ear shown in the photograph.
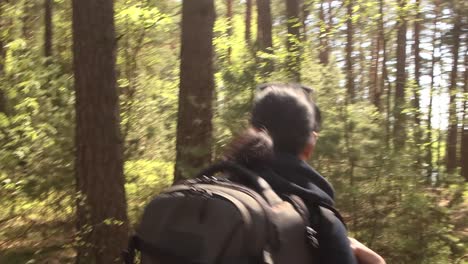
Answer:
[300,132,318,161]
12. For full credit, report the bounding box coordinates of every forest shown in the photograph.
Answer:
[0,0,467,263]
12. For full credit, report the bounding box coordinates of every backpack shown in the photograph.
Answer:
[123,161,321,264]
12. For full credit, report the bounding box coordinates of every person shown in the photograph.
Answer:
[224,83,385,264]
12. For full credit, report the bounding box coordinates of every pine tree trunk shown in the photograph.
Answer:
[174,0,215,182]
[446,14,461,173]
[256,0,273,75]
[72,0,128,262]
[302,0,310,41]
[345,0,355,102]
[427,7,439,179]
[461,50,468,181]
[318,0,329,65]
[393,0,408,149]
[286,0,301,81]
[0,1,6,114]
[226,0,233,62]
[413,0,422,163]
[369,33,382,111]
[413,0,421,126]
[44,0,53,57]
[245,0,252,46]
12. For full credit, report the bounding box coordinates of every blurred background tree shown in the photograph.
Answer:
[0,0,466,263]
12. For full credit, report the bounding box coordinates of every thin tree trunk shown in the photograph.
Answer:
[0,1,7,114]
[393,0,408,149]
[226,0,233,62]
[369,33,380,109]
[286,0,301,81]
[256,0,273,75]
[302,0,310,41]
[245,0,252,46]
[412,0,422,158]
[318,0,329,65]
[427,7,439,179]
[72,0,128,262]
[44,0,53,57]
[174,0,215,182]
[413,0,421,126]
[461,49,468,181]
[446,13,461,173]
[345,0,355,102]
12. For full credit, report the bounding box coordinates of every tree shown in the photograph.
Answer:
[174,0,215,182]
[412,0,422,147]
[345,0,355,102]
[426,4,440,178]
[72,0,128,262]
[226,0,233,61]
[462,49,468,181]
[44,0,53,57]
[317,0,330,65]
[285,0,301,81]
[446,11,461,173]
[393,0,408,149]
[245,0,252,46]
[0,0,6,114]
[256,0,273,75]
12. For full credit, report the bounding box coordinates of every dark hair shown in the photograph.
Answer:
[225,83,321,167]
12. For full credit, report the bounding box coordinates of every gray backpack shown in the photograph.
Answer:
[123,162,319,264]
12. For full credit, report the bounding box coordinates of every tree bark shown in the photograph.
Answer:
[44,0,53,57]
[174,0,215,182]
[426,6,439,179]
[245,0,252,46]
[461,48,468,181]
[256,0,273,75]
[413,0,421,126]
[286,0,301,81]
[72,0,128,262]
[226,0,233,61]
[0,1,7,114]
[413,0,422,163]
[446,13,461,173]
[369,33,381,109]
[318,0,329,65]
[393,0,408,149]
[345,0,355,102]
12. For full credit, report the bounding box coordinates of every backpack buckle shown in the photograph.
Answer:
[306,226,319,248]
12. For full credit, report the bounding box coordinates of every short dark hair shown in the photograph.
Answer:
[250,83,321,155]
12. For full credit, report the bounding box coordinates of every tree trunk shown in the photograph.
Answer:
[446,13,461,173]
[44,0,53,57]
[369,33,381,109]
[393,0,408,149]
[413,0,422,163]
[226,0,233,62]
[286,0,301,81]
[379,0,386,115]
[413,0,421,126]
[256,0,273,75]
[245,0,252,46]
[461,49,468,181]
[72,0,128,262]
[302,0,310,41]
[174,0,215,182]
[345,0,355,102]
[0,1,7,114]
[426,6,439,179]
[318,0,329,65]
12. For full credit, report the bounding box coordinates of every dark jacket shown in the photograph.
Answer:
[254,153,358,264]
